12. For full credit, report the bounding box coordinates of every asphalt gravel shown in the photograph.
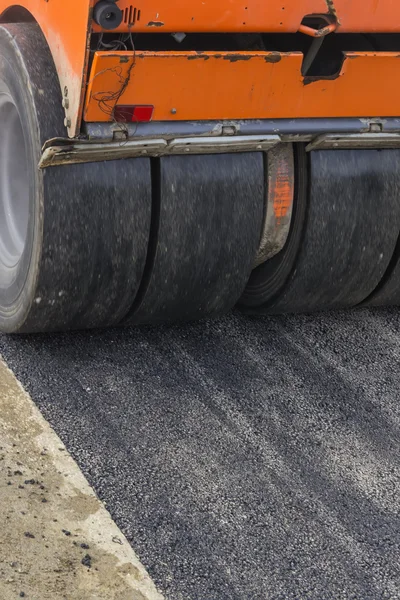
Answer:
[1,308,400,600]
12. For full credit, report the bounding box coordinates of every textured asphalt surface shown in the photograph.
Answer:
[1,308,400,600]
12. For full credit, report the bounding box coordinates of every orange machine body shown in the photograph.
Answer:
[95,0,400,34]
[0,0,92,135]
[84,50,400,123]
[0,0,400,137]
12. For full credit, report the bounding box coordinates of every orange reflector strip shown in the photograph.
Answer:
[273,159,294,224]
[254,144,295,267]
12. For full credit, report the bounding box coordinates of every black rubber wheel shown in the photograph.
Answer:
[0,24,151,333]
[363,231,400,307]
[238,144,308,309]
[240,148,400,314]
[125,153,265,325]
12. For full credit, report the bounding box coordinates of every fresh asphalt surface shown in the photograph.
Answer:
[1,308,400,600]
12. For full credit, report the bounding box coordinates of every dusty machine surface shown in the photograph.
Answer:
[0,0,400,333]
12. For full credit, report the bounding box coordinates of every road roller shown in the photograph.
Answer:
[0,1,400,333]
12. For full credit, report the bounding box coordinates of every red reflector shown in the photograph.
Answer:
[114,105,154,123]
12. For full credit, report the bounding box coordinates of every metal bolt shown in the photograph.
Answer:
[112,130,126,141]
[64,117,71,128]
[171,108,177,115]
[370,122,383,133]
[63,86,68,98]
[62,98,69,109]
[222,125,236,136]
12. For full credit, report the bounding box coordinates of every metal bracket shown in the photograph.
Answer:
[299,14,339,77]
[39,135,280,168]
[38,129,400,169]
[306,133,400,151]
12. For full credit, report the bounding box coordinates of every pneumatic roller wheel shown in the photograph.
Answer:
[363,241,400,308]
[0,24,151,333]
[362,164,400,308]
[124,153,265,325]
[240,148,400,314]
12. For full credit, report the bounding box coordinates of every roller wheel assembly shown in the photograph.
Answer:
[1,24,400,335]
[0,23,264,333]
[0,24,152,333]
[240,147,400,315]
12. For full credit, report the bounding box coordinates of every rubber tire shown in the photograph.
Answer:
[363,234,400,307]
[0,23,151,333]
[240,148,400,314]
[125,153,265,325]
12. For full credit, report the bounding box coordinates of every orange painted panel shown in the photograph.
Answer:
[84,51,400,122]
[0,0,398,139]
[93,0,400,33]
[0,0,92,136]
[93,0,328,33]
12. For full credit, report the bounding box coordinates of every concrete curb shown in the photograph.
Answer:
[0,359,164,600]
